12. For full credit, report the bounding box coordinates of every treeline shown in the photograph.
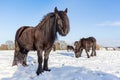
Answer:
[0,40,14,50]
[54,41,101,50]
[0,40,101,50]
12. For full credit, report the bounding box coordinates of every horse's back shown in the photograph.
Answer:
[88,37,96,42]
[80,37,96,48]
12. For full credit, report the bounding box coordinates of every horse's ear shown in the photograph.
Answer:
[64,8,68,13]
[54,7,58,13]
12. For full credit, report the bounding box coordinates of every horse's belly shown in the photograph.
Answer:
[18,38,35,50]
[24,44,35,50]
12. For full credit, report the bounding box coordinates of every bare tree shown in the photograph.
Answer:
[6,40,14,50]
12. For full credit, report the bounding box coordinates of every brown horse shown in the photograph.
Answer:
[67,45,74,51]
[12,7,70,75]
[74,37,96,58]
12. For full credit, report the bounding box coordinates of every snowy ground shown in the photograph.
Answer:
[0,50,120,80]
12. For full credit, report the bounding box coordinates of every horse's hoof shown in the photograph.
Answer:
[23,64,28,67]
[12,63,17,66]
[22,63,28,67]
[44,69,51,71]
[91,55,93,57]
[36,72,40,75]
[12,61,17,66]
[36,70,44,75]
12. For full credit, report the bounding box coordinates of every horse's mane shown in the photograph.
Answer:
[35,12,57,42]
[36,12,55,29]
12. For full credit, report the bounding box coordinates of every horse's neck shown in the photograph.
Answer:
[36,15,57,42]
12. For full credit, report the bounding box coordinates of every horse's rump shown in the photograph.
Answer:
[15,26,36,51]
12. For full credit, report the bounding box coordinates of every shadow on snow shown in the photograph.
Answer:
[57,51,75,58]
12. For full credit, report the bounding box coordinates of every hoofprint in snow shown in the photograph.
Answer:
[0,50,120,80]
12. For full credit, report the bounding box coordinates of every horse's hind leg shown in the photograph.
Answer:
[22,50,28,66]
[90,46,95,56]
[94,50,96,56]
[93,43,96,56]
[12,50,19,66]
[12,48,28,66]
[90,49,94,57]
[91,47,96,56]
[17,48,29,66]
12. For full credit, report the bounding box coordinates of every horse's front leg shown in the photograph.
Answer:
[43,48,52,71]
[36,49,43,75]
[79,48,83,57]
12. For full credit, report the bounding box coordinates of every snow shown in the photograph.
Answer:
[0,50,120,80]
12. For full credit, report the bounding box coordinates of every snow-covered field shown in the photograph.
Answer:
[0,50,120,80]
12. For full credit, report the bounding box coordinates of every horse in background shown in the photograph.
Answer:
[74,37,96,58]
[12,7,70,75]
[52,44,56,51]
[67,45,74,52]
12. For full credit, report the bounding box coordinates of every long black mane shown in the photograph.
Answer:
[36,13,57,43]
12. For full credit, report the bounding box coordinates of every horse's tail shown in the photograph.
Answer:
[12,36,20,66]
[12,26,29,66]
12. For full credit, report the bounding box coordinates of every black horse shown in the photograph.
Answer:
[67,45,74,51]
[74,37,96,58]
[12,7,70,75]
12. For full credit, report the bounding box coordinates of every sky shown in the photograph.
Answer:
[0,0,120,47]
